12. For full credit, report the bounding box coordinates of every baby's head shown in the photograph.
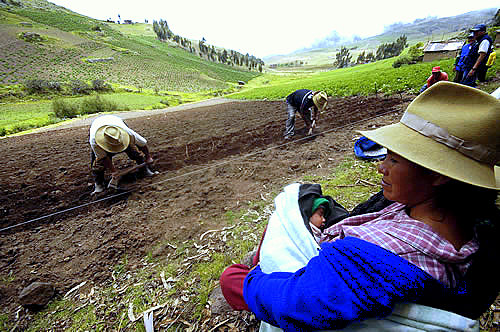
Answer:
[310,198,330,229]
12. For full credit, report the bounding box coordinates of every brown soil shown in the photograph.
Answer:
[0,93,495,330]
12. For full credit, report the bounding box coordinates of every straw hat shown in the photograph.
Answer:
[312,91,328,110]
[95,125,130,153]
[360,81,499,189]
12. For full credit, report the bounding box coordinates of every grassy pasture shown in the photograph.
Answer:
[0,99,56,135]
[111,22,157,37]
[233,57,499,99]
[1,57,497,136]
[0,92,184,135]
[1,3,497,137]
[232,58,436,99]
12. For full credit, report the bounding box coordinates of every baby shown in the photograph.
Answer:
[309,198,331,243]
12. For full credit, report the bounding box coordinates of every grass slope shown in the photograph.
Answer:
[231,55,499,100]
[0,1,260,91]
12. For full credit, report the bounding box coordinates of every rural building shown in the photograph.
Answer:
[422,40,464,62]
[494,29,500,48]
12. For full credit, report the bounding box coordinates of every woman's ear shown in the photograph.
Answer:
[432,174,451,186]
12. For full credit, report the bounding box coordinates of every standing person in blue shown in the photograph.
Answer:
[453,33,475,83]
[461,24,493,87]
[283,89,328,139]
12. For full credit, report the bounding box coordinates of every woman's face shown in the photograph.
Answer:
[377,151,436,206]
[310,207,326,229]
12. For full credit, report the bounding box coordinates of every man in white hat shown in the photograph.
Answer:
[283,89,328,139]
[89,114,155,193]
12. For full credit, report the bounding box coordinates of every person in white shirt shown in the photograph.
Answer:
[89,114,154,193]
[462,24,493,86]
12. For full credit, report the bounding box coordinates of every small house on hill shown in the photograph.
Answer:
[423,40,464,62]
[495,29,500,48]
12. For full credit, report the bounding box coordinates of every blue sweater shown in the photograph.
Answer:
[244,237,457,331]
[456,43,473,72]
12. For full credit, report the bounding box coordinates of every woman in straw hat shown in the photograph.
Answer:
[89,114,155,193]
[222,82,499,331]
[283,89,328,139]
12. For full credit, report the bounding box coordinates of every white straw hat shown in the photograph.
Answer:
[95,125,130,153]
[312,91,328,110]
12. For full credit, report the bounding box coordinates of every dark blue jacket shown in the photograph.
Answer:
[464,34,493,70]
[456,42,473,72]
[286,89,315,112]
[244,237,466,331]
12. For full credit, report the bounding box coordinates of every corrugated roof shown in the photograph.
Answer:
[423,41,463,52]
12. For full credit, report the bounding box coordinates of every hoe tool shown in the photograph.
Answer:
[108,162,148,189]
[307,119,316,136]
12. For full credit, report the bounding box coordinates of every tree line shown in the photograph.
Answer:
[334,35,408,68]
[153,19,264,72]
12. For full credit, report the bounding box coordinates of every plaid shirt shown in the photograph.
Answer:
[320,202,478,288]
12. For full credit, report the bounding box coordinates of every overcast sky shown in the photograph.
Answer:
[49,1,498,58]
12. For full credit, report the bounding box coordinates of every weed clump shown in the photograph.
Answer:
[52,99,80,119]
[23,79,116,96]
[18,32,43,43]
[91,80,112,92]
[392,43,424,68]
[70,80,92,95]
[81,95,122,114]
[51,95,129,119]
[24,79,61,94]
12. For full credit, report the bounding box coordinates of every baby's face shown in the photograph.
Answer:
[310,207,326,229]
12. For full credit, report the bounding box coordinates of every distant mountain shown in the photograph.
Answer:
[264,8,498,65]
[371,8,497,43]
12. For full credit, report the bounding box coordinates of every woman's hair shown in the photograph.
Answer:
[433,178,500,318]
[433,178,499,223]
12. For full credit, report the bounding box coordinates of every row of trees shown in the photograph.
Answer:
[152,19,263,72]
[152,19,173,40]
[375,35,408,60]
[334,35,408,69]
[198,38,263,71]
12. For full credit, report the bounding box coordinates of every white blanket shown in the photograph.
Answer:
[258,183,479,332]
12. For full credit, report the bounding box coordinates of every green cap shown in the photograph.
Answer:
[312,198,330,218]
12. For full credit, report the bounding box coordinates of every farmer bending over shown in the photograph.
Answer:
[283,89,328,139]
[89,114,155,194]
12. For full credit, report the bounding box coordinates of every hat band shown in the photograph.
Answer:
[400,112,499,166]
[105,137,124,146]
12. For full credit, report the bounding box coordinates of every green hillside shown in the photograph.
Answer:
[0,0,498,137]
[0,0,260,92]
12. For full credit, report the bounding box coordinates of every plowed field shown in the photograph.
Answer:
[0,94,431,328]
